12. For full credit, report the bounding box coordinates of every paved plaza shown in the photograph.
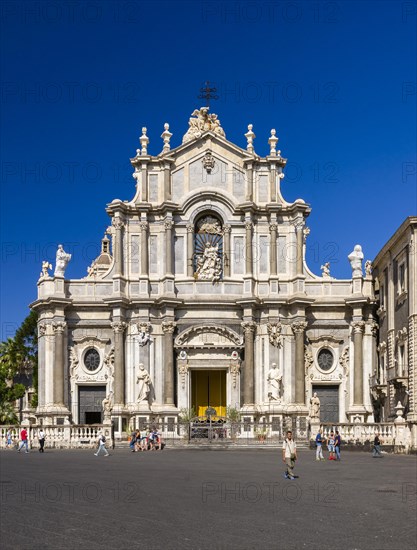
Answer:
[1,448,416,550]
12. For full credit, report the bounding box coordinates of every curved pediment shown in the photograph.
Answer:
[175,324,243,349]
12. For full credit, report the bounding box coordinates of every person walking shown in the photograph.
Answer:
[334,430,341,460]
[372,432,383,457]
[17,428,29,453]
[94,432,109,457]
[282,430,297,480]
[315,429,325,461]
[38,429,45,453]
[129,430,138,452]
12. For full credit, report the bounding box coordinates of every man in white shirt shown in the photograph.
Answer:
[282,430,297,480]
[38,429,45,453]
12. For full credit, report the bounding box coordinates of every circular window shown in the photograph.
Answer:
[84,348,100,371]
[317,348,334,372]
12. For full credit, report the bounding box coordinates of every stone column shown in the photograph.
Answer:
[112,321,127,405]
[352,321,365,405]
[245,163,253,201]
[223,225,231,277]
[52,321,66,405]
[140,221,148,276]
[162,321,177,406]
[245,221,253,276]
[242,322,256,405]
[112,218,125,276]
[291,321,308,404]
[269,223,277,276]
[186,224,194,278]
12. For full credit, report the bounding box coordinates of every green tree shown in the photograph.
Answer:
[0,311,38,422]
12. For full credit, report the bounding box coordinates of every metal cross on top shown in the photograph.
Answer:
[198,81,219,108]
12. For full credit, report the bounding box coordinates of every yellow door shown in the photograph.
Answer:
[191,370,226,418]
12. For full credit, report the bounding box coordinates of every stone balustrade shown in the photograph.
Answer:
[319,423,397,445]
[0,425,113,449]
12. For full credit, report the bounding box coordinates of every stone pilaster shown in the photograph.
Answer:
[140,221,148,276]
[164,220,174,276]
[245,221,253,276]
[111,321,127,406]
[242,321,256,405]
[186,224,194,278]
[269,223,277,276]
[296,226,304,274]
[351,321,365,406]
[162,321,177,406]
[52,321,66,405]
[112,218,125,276]
[291,321,308,403]
[223,224,231,278]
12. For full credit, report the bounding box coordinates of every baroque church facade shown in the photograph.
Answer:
[32,107,383,438]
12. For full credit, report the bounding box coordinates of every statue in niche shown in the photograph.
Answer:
[54,244,72,277]
[136,364,152,403]
[267,363,282,401]
[348,245,364,278]
[309,392,321,419]
[196,242,222,282]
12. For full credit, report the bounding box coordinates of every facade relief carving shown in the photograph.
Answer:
[267,322,282,347]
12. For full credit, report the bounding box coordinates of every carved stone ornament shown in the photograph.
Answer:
[230,362,241,388]
[304,346,314,372]
[112,218,125,231]
[182,107,226,143]
[52,321,66,334]
[241,321,257,335]
[368,320,379,337]
[197,215,222,235]
[176,325,243,348]
[396,327,408,343]
[69,347,79,377]
[267,322,282,347]
[378,341,387,354]
[111,321,127,333]
[291,321,308,334]
[178,362,189,389]
[339,346,349,375]
[38,324,47,337]
[132,322,151,346]
[202,151,216,174]
[162,321,177,334]
[351,321,365,334]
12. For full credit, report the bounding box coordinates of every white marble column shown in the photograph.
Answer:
[223,224,231,278]
[242,321,256,405]
[269,223,277,276]
[245,221,253,276]
[112,218,125,276]
[162,321,176,406]
[140,221,148,276]
[165,220,173,276]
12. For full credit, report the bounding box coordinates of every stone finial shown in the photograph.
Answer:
[161,123,172,153]
[245,124,255,153]
[268,129,278,156]
[140,127,149,156]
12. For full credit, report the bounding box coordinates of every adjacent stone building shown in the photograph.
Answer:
[31,107,383,439]
[371,217,417,446]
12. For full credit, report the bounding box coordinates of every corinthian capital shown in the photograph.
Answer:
[52,321,67,334]
[241,321,257,335]
[162,320,177,334]
[269,223,277,233]
[351,321,365,334]
[186,224,194,233]
[140,221,148,232]
[245,221,253,231]
[164,220,174,231]
[111,321,127,333]
[223,224,231,234]
[112,218,125,230]
[291,321,308,334]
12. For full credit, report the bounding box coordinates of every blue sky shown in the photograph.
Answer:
[1,0,416,338]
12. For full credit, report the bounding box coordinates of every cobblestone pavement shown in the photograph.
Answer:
[1,448,416,550]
